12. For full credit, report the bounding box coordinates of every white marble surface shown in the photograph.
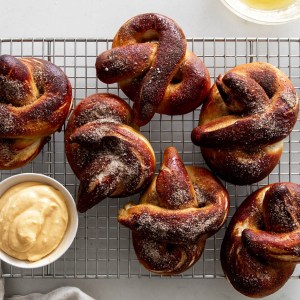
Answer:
[1,0,300,38]
[4,278,300,300]
[1,1,300,299]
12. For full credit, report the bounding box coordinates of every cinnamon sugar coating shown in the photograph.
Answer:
[191,62,299,185]
[65,93,156,213]
[0,55,72,169]
[96,13,210,126]
[221,182,300,298]
[118,146,229,275]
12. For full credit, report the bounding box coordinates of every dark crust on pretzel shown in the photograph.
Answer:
[191,62,299,185]
[96,13,210,126]
[65,93,156,213]
[221,182,300,298]
[118,146,229,275]
[0,55,72,169]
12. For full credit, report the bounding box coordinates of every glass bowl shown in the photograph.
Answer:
[220,0,300,24]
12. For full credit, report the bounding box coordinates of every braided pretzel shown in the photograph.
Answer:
[118,146,229,275]
[221,182,300,298]
[0,55,72,169]
[96,13,210,126]
[191,62,299,185]
[65,93,156,213]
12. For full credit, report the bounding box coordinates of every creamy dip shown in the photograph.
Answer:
[0,182,68,262]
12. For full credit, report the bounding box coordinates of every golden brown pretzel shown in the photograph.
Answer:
[96,13,210,126]
[65,93,156,213]
[221,182,300,298]
[118,146,229,275]
[0,54,72,169]
[191,62,299,185]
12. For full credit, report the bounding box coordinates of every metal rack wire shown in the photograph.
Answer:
[0,38,299,279]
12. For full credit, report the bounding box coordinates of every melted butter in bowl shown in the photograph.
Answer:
[0,174,78,268]
[220,0,300,24]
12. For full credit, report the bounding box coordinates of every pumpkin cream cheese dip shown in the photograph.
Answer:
[0,182,69,262]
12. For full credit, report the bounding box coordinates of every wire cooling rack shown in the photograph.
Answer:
[0,38,299,279]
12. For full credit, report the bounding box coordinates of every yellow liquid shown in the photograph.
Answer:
[242,0,295,10]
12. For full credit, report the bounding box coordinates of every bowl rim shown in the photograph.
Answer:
[220,0,300,25]
[0,173,78,269]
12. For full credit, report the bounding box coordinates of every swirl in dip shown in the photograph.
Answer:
[0,182,69,262]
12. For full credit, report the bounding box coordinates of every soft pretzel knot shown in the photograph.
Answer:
[0,54,72,169]
[221,182,300,298]
[65,93,156,213]
[191,62,299,185]
[96,13,211,126]
[118,146,229,275]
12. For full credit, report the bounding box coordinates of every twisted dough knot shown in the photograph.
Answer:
[118,146,229,275]
[0,55,72,169]
[221,182,300,298]
[192,62,299,185]
[65,93,156,213]
[96,13,210,126]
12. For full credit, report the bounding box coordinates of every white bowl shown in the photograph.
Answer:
[0,173,78,269]
[220,0,300,24]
